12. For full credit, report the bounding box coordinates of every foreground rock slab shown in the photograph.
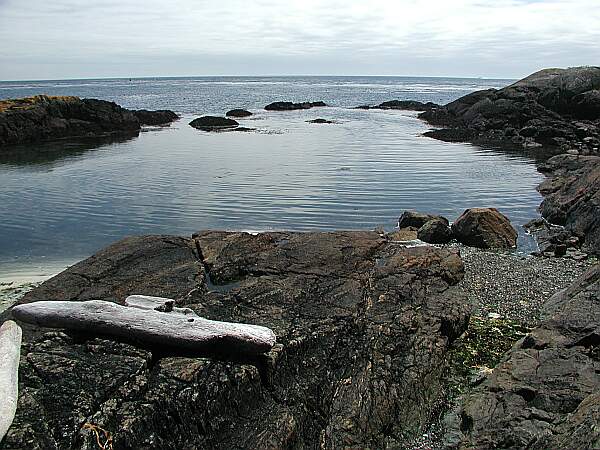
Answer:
[12,300,276,356]
[451,264,600,449]
[0,321,21,443]
[1,231,470,449]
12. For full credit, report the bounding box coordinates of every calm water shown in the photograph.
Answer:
[0,76,545,280]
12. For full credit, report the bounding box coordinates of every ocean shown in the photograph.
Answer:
[0,76,545,282]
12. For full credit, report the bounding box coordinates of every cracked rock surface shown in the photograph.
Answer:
[0,231,470,449]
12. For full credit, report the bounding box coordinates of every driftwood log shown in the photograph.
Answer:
[12,300,276,356]
[0,320,22,443]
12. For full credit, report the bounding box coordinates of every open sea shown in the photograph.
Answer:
[0,76,546,282]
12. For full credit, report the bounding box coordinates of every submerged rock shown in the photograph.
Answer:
[452,208,518,249]
[264,101,327,111]
[226,109,252,118]
[189,116,239,130]
[307,118,334,124]
[452,264,600,449]
[377,100,439,111]
[131,109,179,126]
[0,231,470,449]
[0,95,140,147]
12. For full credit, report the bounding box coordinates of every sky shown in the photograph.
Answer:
[0,0,598,81]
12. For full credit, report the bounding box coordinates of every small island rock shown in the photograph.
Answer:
[226,109,253,118]
[189,116,239,130]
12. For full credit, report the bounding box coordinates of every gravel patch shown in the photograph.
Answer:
[454,245,597,326]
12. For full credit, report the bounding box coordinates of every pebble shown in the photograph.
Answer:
[453,245,596,326]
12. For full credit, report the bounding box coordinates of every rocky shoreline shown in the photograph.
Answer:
[0,67,599,449]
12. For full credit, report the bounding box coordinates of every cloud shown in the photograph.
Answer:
[0,0,598,79]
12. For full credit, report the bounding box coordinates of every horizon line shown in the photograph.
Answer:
[0,73,517,83]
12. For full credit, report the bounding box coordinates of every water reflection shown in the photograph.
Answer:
[0,132,139,167]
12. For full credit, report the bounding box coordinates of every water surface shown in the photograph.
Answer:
[0,76,545,278]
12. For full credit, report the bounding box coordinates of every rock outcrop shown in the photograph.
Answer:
[452,208,517,249]
[307,118,334,124]
[537,154,600,256]
[265,101,327,111]
[225,109,252,118]
[420,66,600,154]
[0,95,140,147]
[0,231,470,449]
[131,109,179,126]
[189,116,239,130]
[450,264,600,449]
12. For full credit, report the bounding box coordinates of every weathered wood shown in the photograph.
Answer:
[124,295,197,316]
[12,300,276,356]
[0,320,22,443]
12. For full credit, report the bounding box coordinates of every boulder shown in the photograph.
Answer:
[226,109,252,118]
[131,109,179,125]
[0,95,140,147]
[0,231,470,449]
[189,116,239,130]
[452,208,518,249]
[451,264,600,449]
[398,211,446,229]
[418,218,453,244]
[264,101,327,111]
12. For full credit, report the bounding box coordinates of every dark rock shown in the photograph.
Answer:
[418,67,600,153]
[398,211,447,229]
[452,264,600,449]
[418,218,453,244]
[377,100,439,111]
[386,227,418,241]
[0,231,470,449]
[0,95,140,147]
[452,208,518,249]
[264,101,327,111]
[225,109,252,118]
[189,116,239,130]
[131,109,179,126]
[537,154,600,255]
[307,118,334,124]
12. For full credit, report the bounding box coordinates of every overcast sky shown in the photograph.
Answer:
[0,0,598,80]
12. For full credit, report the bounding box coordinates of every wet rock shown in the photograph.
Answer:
[264,101,327,111]
[189,116,239,130]
[377,100,439,111]
[418,218,453,244]
[0,95,140,147]
[452,208,518,249]
[398,211,445,229]
[225,109,252,118]
[452,264,600,449]
[1,231,470,449]
[131,109,179,126]
[307,118,334,124]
